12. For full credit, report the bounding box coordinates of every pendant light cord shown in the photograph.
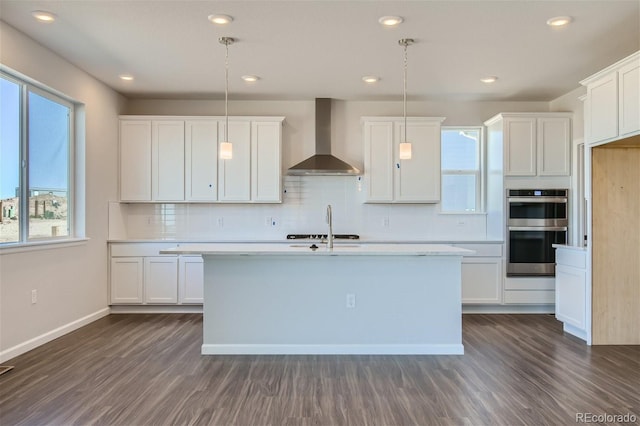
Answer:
[403,41,408,143]
[224,40,229,137]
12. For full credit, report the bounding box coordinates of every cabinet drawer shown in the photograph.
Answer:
[555,248,586,269]
[110,243,179,257]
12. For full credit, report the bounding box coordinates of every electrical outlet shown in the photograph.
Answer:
[383,217,390,228]
[346,293,356,308]
[264,216,272,227]
[217,217,224,228]
[31,289,37,304]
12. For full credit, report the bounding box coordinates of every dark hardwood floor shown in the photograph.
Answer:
[1,314,638,425]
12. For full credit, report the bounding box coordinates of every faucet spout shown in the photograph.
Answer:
[326,204,333,249]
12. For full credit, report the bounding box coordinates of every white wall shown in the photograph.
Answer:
[0,23,125,361]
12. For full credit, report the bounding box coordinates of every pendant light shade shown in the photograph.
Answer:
[219,36,234,160]
[399,38,414,160]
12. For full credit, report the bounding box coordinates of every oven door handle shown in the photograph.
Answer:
[507,197,567,203]
[509,226,568,231]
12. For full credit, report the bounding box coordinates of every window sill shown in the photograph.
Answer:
[0,237,90,255]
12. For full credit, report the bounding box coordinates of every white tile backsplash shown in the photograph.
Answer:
[109,176,488,241]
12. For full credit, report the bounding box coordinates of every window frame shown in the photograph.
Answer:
[440,126,485,213]
[1,69,77,247]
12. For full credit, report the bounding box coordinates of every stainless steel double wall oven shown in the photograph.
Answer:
[507,189,568,276]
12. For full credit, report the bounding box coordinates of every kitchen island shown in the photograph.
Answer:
[162,243,471,355]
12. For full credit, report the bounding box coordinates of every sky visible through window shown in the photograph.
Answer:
[1,75,71,242]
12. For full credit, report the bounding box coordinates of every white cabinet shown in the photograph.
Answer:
[554,246,587,340]
[537,117,571,176]
[144,256,178,303]
[179,256,204,304]
[581,51,640,145]
[185,120,218,201]
[120,119,184,202]
[218,121,251,201]
[486,113,572,177]
[120,120,152,201]
[119,116,283,203]
[152,121,185,201]
[251,121,282,202]
[109,243,203,306]
[110,257,143,304]
[363,117,444,203]
[455,243,503,305]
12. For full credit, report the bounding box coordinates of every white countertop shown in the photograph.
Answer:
[552,244,587,252]
[160,243,473,256]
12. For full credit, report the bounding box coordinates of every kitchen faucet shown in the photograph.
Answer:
[326,204,333,249]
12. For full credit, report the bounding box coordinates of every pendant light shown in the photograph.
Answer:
[399,38,414,160]
[219,36,234,160]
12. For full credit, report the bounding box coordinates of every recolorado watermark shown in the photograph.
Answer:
[576,412,637,423]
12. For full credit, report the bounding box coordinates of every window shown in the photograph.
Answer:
[441,127,482,212]
[1,72,74,245]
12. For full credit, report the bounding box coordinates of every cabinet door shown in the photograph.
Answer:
[179,256,204,304]
[219,120,251,201]
[144,257,178,304]
[363,121,394,202]
[461,258,502,304]
[555,265,586,329]
[110,257,143,304]
[537,117,571,176]
[251,121,282,202]
[152,121,185,201]
[618,59,640,137]
[586,72,618,144]
[120,120,152,201]
[504,117,536,176]
[185,120,218,201]
[395,121,441,202]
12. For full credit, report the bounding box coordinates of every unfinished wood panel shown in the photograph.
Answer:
[592,146,640,344]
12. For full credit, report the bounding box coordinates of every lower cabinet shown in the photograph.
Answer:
[454,244,503,305]
[178,256,204,304]
[554,246,587,339]
[109,243,203,305]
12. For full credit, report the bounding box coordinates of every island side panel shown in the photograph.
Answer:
[202,254,463,354]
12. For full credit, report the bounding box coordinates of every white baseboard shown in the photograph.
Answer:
[109,305,203,314]
[0,307,110,363]
[563,323,588,342]
[463,304,555,314]
[201,343,464,355]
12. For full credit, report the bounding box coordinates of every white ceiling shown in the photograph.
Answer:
[1,0,638,102]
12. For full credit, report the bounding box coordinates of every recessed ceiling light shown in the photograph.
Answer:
[32,10,56,23]
[362,76,380,84]
[241,75,259,82]
[480,76,498,84]
[119,74,134,81]
[208,14,233,25]
[378,16,403,27]
[546,16,573,27]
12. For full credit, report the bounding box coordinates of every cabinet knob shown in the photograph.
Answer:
[396,163,400,169]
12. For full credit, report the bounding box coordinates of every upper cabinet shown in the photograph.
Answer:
[120,120,152,201]
[581,51,640,145]
[119,116,284,203]
[484,113,572,177]
[362,117,444,203]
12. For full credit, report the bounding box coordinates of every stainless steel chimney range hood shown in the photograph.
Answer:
[287,98,360,176]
